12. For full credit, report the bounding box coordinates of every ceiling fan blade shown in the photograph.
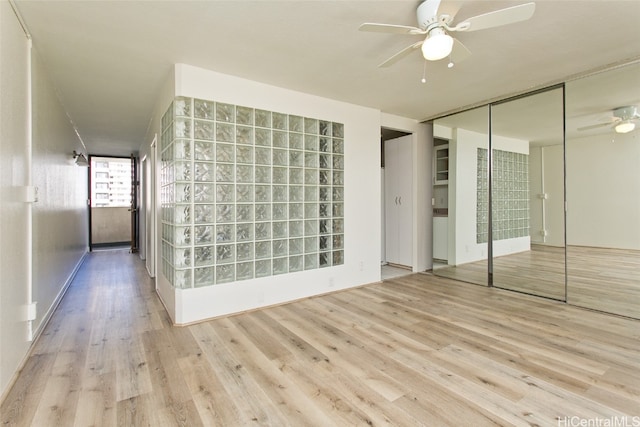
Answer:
[458,2,535,32]
[450,38,471,64]
[577,122,615,131]
[359,23,426,35]
[378,41,423,68]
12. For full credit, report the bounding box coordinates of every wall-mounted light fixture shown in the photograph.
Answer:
[73,150,89,167]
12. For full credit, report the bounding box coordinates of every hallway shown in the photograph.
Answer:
[2,250,639,426]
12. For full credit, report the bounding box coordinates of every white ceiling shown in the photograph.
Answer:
[13,0,640,156]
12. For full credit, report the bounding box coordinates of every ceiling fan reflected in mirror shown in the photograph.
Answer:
[359,0,536,68]
[578,106,639,134]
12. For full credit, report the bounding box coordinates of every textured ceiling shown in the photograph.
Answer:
[13,0,640,155]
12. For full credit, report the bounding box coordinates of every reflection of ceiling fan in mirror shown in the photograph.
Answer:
[578,106,639,134]
[359,0,536,68]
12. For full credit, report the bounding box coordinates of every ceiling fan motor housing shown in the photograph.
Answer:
[614,106,638,120]
[417,0,442,30]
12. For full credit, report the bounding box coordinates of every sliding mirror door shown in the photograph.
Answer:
[490,88,566,299]
[565,62,640,319]
[432,106,490,287]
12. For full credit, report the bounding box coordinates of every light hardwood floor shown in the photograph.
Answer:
[2,249,639,426]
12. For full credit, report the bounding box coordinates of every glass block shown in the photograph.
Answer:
[304,204,318,219]
[236,106,253,125]
[216,103,234,122]
[255,109,271,128]
[273,239,288,257]
[289,133,303,150]
[273,149,287,166]
[333,250,344,265]
[255,186,271,203]
[305,135,318,151]
[176,183,191,203]
[319,121,331,136]
[216,164,234,182]
[255,260,272,278]
[236,262,254,281]
[289,220,303,237]
[237,242,254,261]
[319,170,331,185]
[174,269,192,289]
[236,224,253,242]
[333,138,344,154]
[319,235,331,251]
[273,258,288,275]
[194,183,214,203]
[289,115,303,132]
[289,255,303,272]
[175,161,191,181]
[175,226,192,246]
[236,204,254,222]
[216,244,235,264]
[273,203,287,220]
[216,123,235,142]
[175,97,191,117]
[175,205,191,224]
[216,264,235,284]
[289,203,303,219]
[216,184,234,203]
[289,168,303,184]
[289,151,303,167]
[194,162,214,182]
[319,203,330,218]
[289,186,303,202]
[333,155,344,170]
[333,219,344,233]
[332,123,344,138]
[319,252,331,268]
[175,139,192,160]
[216,204,235,223]
[255,222,271,240]
[273,112,287,130]
[214,145,232,164]
[304,118,318,135]
[194,120,215,141]
[236,165,253,183]
[192,141,212,161]
[289,238,303,255]
[319,187,331,202]
[332,203,344,218]
[333,234,344,249]
[255,166,271,183]
[305,169,318,185]
[175,118,192,138]
[333,187,344,201]
[255,147,271,165]
[304,185,318,202]
[319,219,331,235]
[305,220,318,235]
[319,153,330,169]
[195,225,214,245]
[273,222,287,239]
[175,248,191,268]
[195,246,214,266]
[236,184,253,203]
[255,203,271,221]
[304,254,318,270]
[194,266,214,287]
[236,126,254,145]
[255,241,271,259]
[273,131,287,148]
[194,205,214,224]
[273,186,287,203]
[255,128,271,146]
[216,224,234,243]
[194,99,214,119]
[333,171,344,186]
[273,167,287,184]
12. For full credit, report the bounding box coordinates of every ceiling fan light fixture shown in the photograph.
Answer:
[614,121,635,134]
[421,27,453,61]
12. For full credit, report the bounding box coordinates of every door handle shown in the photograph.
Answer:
[398,196,402,205]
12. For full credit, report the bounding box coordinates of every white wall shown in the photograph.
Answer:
[529,144,565,247]
[567,132,640,250]
[1,4,87,398]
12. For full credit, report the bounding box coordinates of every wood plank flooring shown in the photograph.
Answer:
[2,249,639,426]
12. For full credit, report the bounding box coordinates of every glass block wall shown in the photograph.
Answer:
[160,97,345,288]
[477,148,529,243]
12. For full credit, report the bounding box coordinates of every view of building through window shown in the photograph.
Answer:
[90,157,132,208]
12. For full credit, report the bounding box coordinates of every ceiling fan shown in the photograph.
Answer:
[578,106,639,134]
[359,0,536,68]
